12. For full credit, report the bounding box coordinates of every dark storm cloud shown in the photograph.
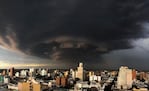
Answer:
[0,0,149,67]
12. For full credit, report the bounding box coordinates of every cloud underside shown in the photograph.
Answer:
[0,0,149,64]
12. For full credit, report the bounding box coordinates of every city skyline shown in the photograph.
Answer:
[0,0,149,70]
[0,62,149,91]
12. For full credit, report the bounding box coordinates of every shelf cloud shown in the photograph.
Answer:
[0,0,149,69]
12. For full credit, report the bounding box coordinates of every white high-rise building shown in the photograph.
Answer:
[29,68,35,73]
[15,72,20,77]
[117,66,133,89]
[70,69,76,80]
[29,68,36,77]
[76,63,84,81]
[20,70,27,77]
[41,69,47,76]
[4,77,10,84]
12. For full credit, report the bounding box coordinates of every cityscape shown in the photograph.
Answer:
[0,63,149,91]
[0,0,149,91]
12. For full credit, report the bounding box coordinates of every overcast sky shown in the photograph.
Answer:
[0,0,149,70]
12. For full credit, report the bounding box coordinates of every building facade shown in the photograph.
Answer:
[117,66,133,89]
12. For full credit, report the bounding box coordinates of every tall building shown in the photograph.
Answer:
[15,72,20,77]
[9,67,15,77]
[56,77,61,86]
[41,69,47,76]
[4,77,10,84]
[61,77,67,87]
[140,72,147,80]
[29,68,35,77]
[117,66,133,89]
[56,77,67,87]
[126,69,133,88]
[70,69,76,80]
[146,72,149,82]
[2,70,6,76]
[64,71,69,77]
[89,71,94,77]
[20,70,28,77]
[76,63,84,81]
[132,69,136,80]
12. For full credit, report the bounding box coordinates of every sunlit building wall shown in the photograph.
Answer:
[117,66,133,89]
[76,63,84,81]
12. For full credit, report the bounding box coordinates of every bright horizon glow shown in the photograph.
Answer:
[0,61,51,69]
